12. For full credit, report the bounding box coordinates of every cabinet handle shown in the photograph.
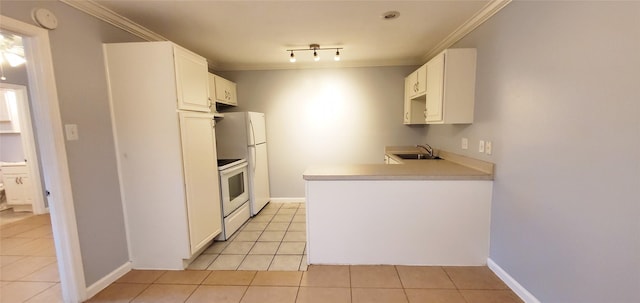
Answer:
[405,112,409,120]
[15,177,19,184]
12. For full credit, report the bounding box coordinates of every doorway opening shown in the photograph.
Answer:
[1,15,85,303]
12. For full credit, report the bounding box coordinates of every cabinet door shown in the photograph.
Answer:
[415,64,427,96]
[213,75,238,106]
[3,173,32,205]
[179,112,222,254]
[174,46,211,112]
[426,53,445,123]
[404,76,426,125]
[403,77,411,124]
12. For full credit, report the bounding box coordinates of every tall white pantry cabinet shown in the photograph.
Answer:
[104,41,222,269]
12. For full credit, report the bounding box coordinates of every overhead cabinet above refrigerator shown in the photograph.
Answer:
[104,41,222,270]
[208,73,238,106]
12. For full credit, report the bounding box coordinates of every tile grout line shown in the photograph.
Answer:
[395,265,412,303]
[11,280,59,302]
[441,266,472,303]
[349,265,353,302]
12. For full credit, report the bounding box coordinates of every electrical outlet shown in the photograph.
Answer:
[65,124,79,141]
[461,137,468,150]
[485,141,492,155]
[479,140,485,153]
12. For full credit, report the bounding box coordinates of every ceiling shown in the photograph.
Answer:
[80,0,505,71]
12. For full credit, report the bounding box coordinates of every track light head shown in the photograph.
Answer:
[289,51,296,63]
[334,49,341,61]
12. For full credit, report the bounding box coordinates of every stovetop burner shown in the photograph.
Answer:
[217,159,242,167]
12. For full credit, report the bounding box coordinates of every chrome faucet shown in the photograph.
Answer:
[417,144,434,157]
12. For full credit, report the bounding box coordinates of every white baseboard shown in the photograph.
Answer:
[488,258,541,303]
[85,261,132,300]
[270,197,306,204]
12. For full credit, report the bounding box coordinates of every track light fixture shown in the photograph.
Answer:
[286,44,343,63]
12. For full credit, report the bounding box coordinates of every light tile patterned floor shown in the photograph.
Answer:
[2,203,525,303]
[87,265,524,302]
[187,202,308,271]
[0,211,63,303]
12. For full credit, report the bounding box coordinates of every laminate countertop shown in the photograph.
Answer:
[303,146,494,181]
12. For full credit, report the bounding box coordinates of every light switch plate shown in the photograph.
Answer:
[485,141,492,155]
[461,137,468,150]
[479,140,485,153]
[65,124,79,141]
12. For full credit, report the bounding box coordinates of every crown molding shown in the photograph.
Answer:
[214,58,420,72]
[62,0,509,71]
[421,0,512,62]
[60,0,167,42]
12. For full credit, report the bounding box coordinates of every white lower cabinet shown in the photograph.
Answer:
[1,163,33,212]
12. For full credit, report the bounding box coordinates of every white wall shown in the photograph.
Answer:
[425,2,640,302]
[218,66,426,198]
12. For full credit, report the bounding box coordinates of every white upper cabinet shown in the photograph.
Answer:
[406,63,427,99]
[209,73,238,106]
[403,76,426,125]
[425,53,445,122]
[425,48,477,124]
[173,45,211,112]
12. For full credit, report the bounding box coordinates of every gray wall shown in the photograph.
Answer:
[424,2,640,302]
[1,1,143,286]
[218,66,427,198]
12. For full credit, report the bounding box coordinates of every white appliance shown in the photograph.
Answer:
[216,158,250,240]
[216,112,271,216]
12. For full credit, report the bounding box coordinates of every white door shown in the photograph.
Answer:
[179,112,222,254]
[248,112,266,145]
[250,142,271,215]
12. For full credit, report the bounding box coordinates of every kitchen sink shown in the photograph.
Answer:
[394,153,442,160]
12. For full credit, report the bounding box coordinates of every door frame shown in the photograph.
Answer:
[0,16,86,302]
[0,84,47,214]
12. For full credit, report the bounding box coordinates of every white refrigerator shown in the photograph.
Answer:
[215,112,271,216]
